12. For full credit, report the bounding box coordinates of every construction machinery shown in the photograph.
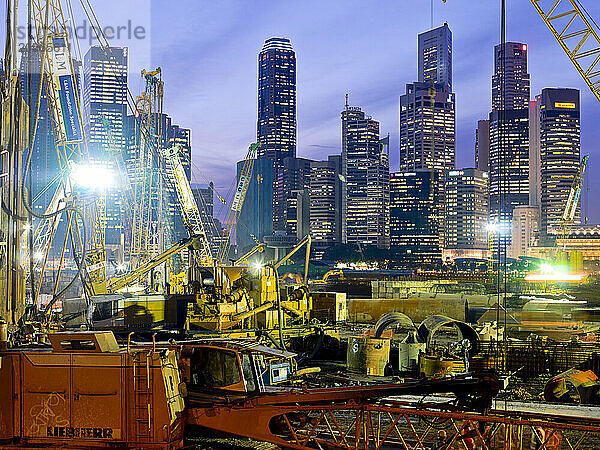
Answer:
[130,68,164,268]
[0,331,185,448]
[184,235,317,338]
[21,0,111,316]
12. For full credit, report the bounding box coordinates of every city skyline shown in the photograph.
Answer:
[149,0,600,223]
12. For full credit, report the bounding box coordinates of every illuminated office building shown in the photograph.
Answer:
[418,23,452,90]
[492,42,530,111]
[257,37,296,233]
[341,105,389,249]
[83,46,128,247]
[489,42,530,223]
[400,24,455,171]
[309,155,342,257]
[276,156,312,238]
[390,170,441,267]
[257,37,296,162]
[535,88,581,236]
[443,169,489,250]
[399,82,455,171]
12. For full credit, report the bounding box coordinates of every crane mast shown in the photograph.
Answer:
[0,0,27,326]
[130,68,163,267]
[26,0,107,299]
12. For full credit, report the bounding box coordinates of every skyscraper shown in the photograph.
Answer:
[443,169,489,250]
[257,37,297,235]
[399,82,455,171]
[83,46,128,248]
[529,98,542,207]
[536,88,581,236]
[20,45,58,219]
[488,42,530,223]
[309,155,343,257]
[257,37,296,162]
[488,109,530,219]
[400,24,455,172]
[274,156,313,236]
[341,104,389,249]
[390,170,442,267]
[492,42,530,111]
[475,119,490,171]
[418,23,452,90]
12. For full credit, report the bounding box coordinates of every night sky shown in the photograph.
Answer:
[4,0,600,222]
[148,0,600,223]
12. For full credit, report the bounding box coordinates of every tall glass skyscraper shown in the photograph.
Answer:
[309,155,342,257]
[489,42,530,224]
[399,82,455,171]
[390,170,442,267]
[400,24,455,172]
[535,88,581,236]
[83,46,128,248]
[257,37,296,162]
[492,42,530,111]
[341,104,389,249]
[418,23,452,91]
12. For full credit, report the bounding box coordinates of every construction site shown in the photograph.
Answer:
[2,0,600,449]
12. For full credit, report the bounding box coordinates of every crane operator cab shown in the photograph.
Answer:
[181,340,296,400]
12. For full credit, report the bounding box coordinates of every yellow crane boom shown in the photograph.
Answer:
[217,143,259,262]
[530,0,600,104]
[161,145,213,266]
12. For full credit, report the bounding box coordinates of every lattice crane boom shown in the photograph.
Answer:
[217,142,258,262]
[161,145,213,266]
[530,0,600,105]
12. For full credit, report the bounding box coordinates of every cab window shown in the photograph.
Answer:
[190,348,241,389]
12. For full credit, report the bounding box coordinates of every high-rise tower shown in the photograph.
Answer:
[341,104,389,249]
[83,46,128,248]
[492,42,530,111]
[257,37,296,162]
[488,42,530,223]
[418,23,452,91]
[400,24,455,171]
[537,88,581,236]
[399,82,455,171]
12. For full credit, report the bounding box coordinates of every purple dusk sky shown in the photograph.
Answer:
[148,0,600,223]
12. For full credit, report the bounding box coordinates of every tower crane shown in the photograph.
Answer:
[530,0,600,105]
[438,1,600,106]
